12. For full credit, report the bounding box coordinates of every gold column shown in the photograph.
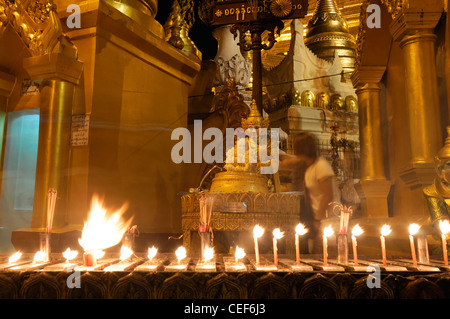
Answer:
[352,66,391,218]
[0,71,15,202]
[23,53,83,230]
[390,11,443,188]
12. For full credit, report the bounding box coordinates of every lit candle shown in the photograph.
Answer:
[62,248,78,263]
[351,225,363,266]
[440,220,450,266]
[175,246,186,264]
[323,226,334,266]
[203,246,214,263]
[253,225,264,266]
[409,223,420,267]
[295,223,308,265]
[235,246,246,263]
[33,250,46,264]
[148,246,158,262]
[272,228,284,268]
[8,251,22,264]
[380,224,392,266]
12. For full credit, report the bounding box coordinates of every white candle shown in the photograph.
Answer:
[295,224,308,265]
[440,220,450,266]
[253,225,264,266]
[380,225,391,266]
[272,228,284,268]
[409,223,420,267]
[323,226,334,266]
[351,225,363,266]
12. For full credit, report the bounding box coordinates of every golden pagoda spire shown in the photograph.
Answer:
[304,0,356,77]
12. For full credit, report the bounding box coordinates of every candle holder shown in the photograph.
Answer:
[416,235,430,264]
[39,232,51,263]
[337,234,348,265]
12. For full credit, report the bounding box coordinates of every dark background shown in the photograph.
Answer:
[155,0,219,60]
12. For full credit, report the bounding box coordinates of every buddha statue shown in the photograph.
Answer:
[316,92,329,109]
[424,126,450,227]
[330,94,344,111]
[345,95,358,113]
[301,90,315,108]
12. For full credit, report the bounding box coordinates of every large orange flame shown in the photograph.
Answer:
[78,196,132,254]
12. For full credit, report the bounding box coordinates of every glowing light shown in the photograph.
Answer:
[235,246,246,261]
[381,224,392,237]
[203,246,214,262]
[175,246,186,263]
[253,225,264,238]
[352,224,364,237]
[120,245,133,261]
[8,251,22,264]
[409,223,421,236]
[63,248,78,262]
[148,246,158,261]
[273,228,285,239]
[295,223,308,236]
[323,225,334,237]
[33,251,45,263]
[78,196,132,255]
[440,220,450,235]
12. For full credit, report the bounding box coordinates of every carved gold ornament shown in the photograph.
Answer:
[270,0,293,18]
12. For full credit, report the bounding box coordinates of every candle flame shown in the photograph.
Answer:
[409,223,421,236]
[352,224,364,237]
[295,223,308,236]
[63,248,78,262]
[273,228,284,239]
[253,225,264,238]
[120,245,133,261]
[8,251,22,264]
[381,224,392,237]
[440,219,450,235]
[78,196,132,255]
[33,251,46,263]
[148,246,158,261]
[235,246,246,260]
[323,225,334,237]
[175,246,186,262]
[203,246,214,262]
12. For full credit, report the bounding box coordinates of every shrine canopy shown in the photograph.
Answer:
[207,0,309,26]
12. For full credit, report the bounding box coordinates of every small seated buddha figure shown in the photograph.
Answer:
[316,92,329,109]
[345,95,358,113]
[424,126,450,228]
[301,90,315,108]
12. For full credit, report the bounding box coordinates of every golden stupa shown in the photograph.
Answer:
[304,0,356,77]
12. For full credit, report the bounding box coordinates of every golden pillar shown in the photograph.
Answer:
[390,11,443,188]
[352,66,391,218]
[0,71,15,202]
[23,53,83,231]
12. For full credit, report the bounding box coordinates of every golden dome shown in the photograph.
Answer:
[304,0,356,76]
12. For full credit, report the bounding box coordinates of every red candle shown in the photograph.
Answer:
[440,220,450,266]
[84,252,97,267]
[380,225,391,266]
[295,224,308,266]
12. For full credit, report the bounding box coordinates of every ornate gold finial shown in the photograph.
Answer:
[179,0,202,59]
[437,126,450,161]
[241,100,269,130]
[304,0,356,77]
[164,0,184,50]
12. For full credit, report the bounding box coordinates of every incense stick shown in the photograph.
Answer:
[46,188,57,234]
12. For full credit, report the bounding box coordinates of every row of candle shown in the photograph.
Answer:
[5,220,450,268]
